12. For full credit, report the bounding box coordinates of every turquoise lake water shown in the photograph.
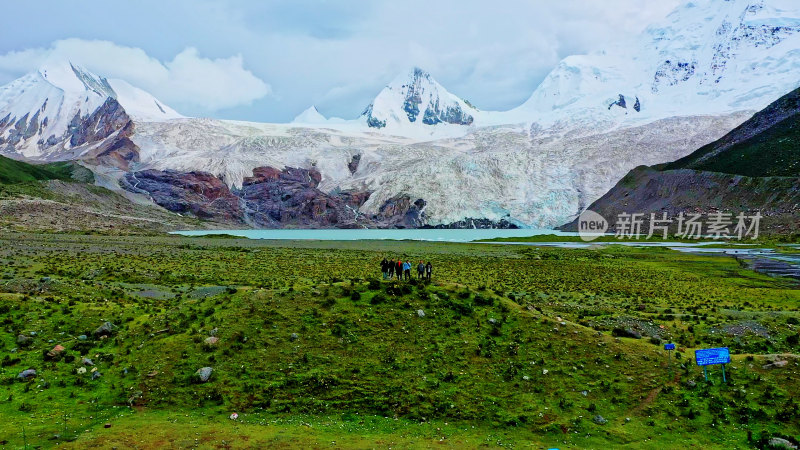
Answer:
[171,228,575,242]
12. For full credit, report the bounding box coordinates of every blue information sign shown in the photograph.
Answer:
[695,347,730,366]
[664,343,675,350]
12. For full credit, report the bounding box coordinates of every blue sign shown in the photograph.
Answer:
[695,347,730,366]
[664,343,675,350]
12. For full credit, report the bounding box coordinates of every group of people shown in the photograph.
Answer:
[380,257,432,281]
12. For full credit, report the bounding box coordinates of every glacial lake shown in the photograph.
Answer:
[171,228,577,242]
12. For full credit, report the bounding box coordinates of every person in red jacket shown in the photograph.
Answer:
[396,259,404,280]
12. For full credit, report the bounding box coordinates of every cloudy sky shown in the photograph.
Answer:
[0,0,680,122]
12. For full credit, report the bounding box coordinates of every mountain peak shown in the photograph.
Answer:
[389,67,432,86]
[362,67,476,129]
[0,61,182,158]
[37,60,116,99]
[292,105,327,124]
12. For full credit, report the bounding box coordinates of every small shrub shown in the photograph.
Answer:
[612,328,641,339]
[367,279,381,291]
[474,294,494,307]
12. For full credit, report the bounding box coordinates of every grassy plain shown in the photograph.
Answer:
[0,233,798,448]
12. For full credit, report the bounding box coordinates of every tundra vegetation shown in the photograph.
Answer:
[0,233,798,448]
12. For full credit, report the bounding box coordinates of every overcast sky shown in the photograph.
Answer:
[0,0,680,122]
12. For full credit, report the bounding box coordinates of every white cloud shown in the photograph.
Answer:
[0,0,682,121]
[0,39,271,113]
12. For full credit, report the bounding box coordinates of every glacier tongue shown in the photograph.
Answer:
[129,111,750,227]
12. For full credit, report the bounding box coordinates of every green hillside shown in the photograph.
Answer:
[1,235,798,448]
[0,155,94,184]
[665,87,800,177]
[668,115,800,177]
[0,155,69,183]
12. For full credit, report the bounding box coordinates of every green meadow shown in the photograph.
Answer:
[0,233,798,448]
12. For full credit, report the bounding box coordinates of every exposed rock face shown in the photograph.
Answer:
[422,101,474,125]
[347,154,361,175]
[608,94,627,110]
[69,98,130,147]
[81,117,140,170]
[422,218,520,229]
[121,170,244,223]
[652,60,697,93]
[238,166,370,228]
[121,165,441,229]
[362,104,386,129]
[375,195,427,228]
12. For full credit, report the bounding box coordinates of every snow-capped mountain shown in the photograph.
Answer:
[360,67,478,131]
[0,61,180,160]
[1,0,799,229]
[506,0,800,131]
[291,106,328,124]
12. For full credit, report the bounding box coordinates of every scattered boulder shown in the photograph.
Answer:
[195,367,213,383]
[45,344,66,360]
[417,309,425,318]
[81,357,94,366]
[76,367,87,375]
[204,336,219,346]
[542,369,549,375]
[16,335,32,347]
[762,360,788,370]
[104,423,112,429]
[93,322,115,338]
[77,335,88,341]
[686,380,697,388]
[488,318,497,324]
[17,369,36,380]
[209,328,218,337]
[769,438,798,449]
[593,415,608,425]
[91,371,102,380]
[289,333,299,342]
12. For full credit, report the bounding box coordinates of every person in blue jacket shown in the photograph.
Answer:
[402,260,412,281]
